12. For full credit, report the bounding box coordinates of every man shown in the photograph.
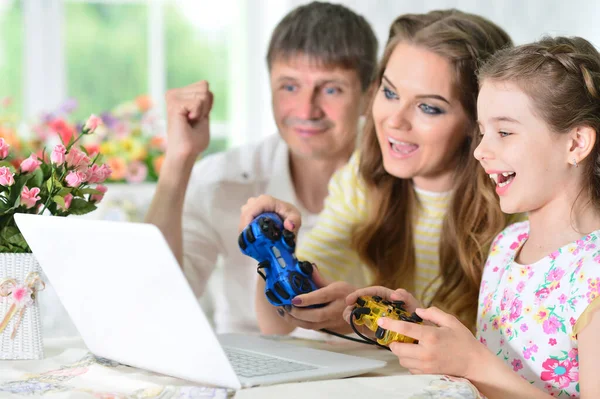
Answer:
[146,1,378,334]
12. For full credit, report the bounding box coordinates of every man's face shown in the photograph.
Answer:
[270,54,366,160]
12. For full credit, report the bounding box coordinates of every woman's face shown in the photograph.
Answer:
[373,43,471,192]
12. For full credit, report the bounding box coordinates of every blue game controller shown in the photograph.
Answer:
[238,212,319,307]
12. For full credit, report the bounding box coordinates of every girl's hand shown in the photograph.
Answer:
[343,286,422,324]
[382,306,485,378]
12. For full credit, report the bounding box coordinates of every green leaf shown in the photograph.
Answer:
[28,168,44,189]
[52,175,64,189]
[57,187,72,196]
[0,225,29,251]
[40,163,52,178]
[67,198,97,215]
[8,173,33,207]
[0,160,14,170]
[79,188,102,195]
[46,177,53,192]
[53,195,66,208]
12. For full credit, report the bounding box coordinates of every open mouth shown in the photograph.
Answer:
[489,172,516,188]
[388,136,419,155]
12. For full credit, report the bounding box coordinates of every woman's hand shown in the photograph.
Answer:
[239,195,302,234]
[382,307,484,378]
[275,266,357,333]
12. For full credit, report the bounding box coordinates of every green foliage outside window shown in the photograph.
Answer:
[0,1,23,117]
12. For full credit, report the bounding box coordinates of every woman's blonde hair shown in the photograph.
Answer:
[352,10,514,330]
[478,36,600,210]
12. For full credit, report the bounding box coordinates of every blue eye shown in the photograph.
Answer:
[383,87,398,100]
[324,87,340,95]
[419,104,443,115]
[499,131,512,138]
[282,84,296,92]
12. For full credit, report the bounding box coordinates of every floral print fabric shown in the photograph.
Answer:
[477,221,600,397]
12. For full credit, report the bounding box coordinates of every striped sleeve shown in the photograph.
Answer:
[296,152,372,287]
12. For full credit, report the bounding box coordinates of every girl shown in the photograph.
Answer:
[356,36,600,398]
[240,10,519,335]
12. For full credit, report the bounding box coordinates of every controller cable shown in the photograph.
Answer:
[320,308,391,351]
[255,263,389,349]
[347,307,391,351]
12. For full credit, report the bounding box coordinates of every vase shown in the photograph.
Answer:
[0,253,45,360]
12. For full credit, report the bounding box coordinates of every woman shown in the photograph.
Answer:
[240,9,520,335]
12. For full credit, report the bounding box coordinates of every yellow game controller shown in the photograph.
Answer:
[352,295,422,346]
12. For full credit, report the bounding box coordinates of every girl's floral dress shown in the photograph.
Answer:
[477,221,600,397]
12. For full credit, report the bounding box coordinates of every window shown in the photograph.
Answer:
[0,0,23,117]
[165,2,233,153]
[65,3,148,122]
[165,3,230,122]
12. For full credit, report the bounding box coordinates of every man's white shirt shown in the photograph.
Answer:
[182,134,318,333]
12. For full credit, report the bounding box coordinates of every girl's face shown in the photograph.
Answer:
[475,80,574,214]
[373,43,470,192]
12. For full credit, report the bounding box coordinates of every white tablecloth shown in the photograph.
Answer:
[0,337,483,399]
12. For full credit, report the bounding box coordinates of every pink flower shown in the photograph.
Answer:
[49,118,75,145]
[10,285,33,308]
[523,344,538,360]
[20,186,41,209]
[511,358,523,372]
[83,114,102,133]
[0,166,15,186]
[99,164,112,181]
[65,170,87,187]
[65,148,90,170]
[126,161,148,183]
[549,338,557,346]
[558,294,567,305]
[540,358,578,388]
[20,154,42,173]
[51,144,67,165]
[543,316,562,335]
[479,336,487,345]
[0,138,9,159]
[548,268,565,282]
[492,318,500,330]
[520,324,528,332]
[510,298,523,321]
[58,193,73,211]
[91,184,107,203]
[569,349,579,367]
[87,164,111,184]
[535,288,550,303]
[516,281,526,293]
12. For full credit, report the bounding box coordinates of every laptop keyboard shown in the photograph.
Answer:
[223,347,318,378]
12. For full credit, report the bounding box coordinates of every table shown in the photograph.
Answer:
[0,336,483,399]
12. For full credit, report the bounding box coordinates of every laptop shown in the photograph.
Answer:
[15,214,385,390]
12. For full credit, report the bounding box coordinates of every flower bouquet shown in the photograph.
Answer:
[0,114,111,359]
